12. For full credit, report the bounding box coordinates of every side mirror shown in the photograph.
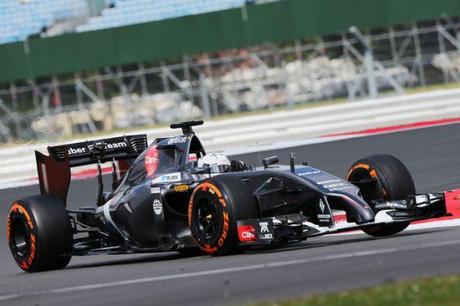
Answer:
[263,155,279,169]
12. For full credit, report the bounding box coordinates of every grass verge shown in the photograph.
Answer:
[252,275,460,306]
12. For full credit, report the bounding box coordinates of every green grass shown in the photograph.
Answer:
[252,275,460,306]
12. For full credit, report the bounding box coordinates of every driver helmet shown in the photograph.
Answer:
[197,152,231,173]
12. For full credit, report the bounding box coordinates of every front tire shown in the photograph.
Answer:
[7,195,73,272]
[347,154,415,237]
[188,175,258,256]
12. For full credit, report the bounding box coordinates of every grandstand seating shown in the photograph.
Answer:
[0,0,248,44]
[0,0,87,44]
[76,0,247,32]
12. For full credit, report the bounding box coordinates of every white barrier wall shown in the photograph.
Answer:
[1,87,459,188]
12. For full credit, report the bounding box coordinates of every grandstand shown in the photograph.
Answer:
[77,0,247,32]
[0,0,87,44]
[0,0,250,44]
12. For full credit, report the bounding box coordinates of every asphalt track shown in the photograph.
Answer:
[1,123,460,305]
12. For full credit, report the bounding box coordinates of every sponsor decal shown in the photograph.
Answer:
[151,173,182,184]
[167,136,188,145]
[380,201,408,209]
[316,179,354,191]
[259,222,270,233]
[162,173,181,182]
[173,184,189,192]
[258,221,274,240]
[319,199,325,213]
[259,233,273,240]
[68,147,87,155]
[150,187,161,194]
[88,141,128,151]
[104,141,128,150]
[153,199,163,215]
[238,225,257,242]
[298,170,321,176]
[68,141,128,156]
[145,146,160,176]
[317,199,332,223]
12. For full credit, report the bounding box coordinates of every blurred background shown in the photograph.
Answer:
[0,0,459,142]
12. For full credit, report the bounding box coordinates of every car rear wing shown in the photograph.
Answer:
[35,135,148,204]
[46,134,147,166]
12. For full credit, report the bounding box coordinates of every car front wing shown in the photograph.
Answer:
[236,190,460,245]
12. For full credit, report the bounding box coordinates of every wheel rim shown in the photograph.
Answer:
[194,197,218,241]
[349,168,386,203]
[10,216,30,258]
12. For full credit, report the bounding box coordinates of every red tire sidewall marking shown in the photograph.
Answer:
[189,182,230,254]
[7,203,36,271]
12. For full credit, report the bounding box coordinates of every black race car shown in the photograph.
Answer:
[6,121,459,272]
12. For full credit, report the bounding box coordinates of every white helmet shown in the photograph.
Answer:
[197,152,231,173]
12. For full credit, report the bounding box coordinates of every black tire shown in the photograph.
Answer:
[188,175,258,256]
[346,154,415,237]
[6,195,73,272]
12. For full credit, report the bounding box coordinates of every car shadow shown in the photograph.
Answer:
[66,252,185,270]
[245,228,450,255]
[65,228,450,269]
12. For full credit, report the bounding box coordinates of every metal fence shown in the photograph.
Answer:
[0,18,459,142]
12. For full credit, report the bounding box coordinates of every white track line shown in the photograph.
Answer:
[330,219,460,236]
[0,116,458,190]
[1,238,460,302]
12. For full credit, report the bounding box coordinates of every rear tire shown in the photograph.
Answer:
[7,195,73,272]
[347,154,415,237]
[188,175,258,256]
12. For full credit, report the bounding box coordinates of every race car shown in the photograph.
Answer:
[6,120,460,272]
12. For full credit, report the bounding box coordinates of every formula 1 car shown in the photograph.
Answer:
[6,120,460,272]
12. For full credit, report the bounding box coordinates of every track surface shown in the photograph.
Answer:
[1,123,460,305]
